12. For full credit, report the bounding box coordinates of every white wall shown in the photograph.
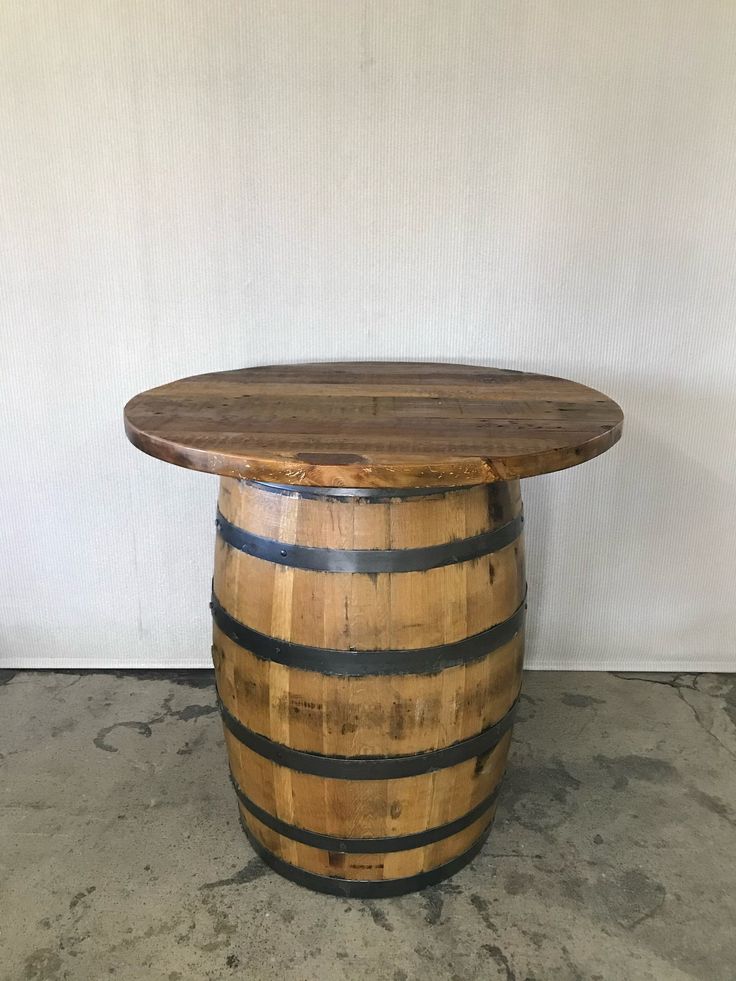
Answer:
[2,1,735,670]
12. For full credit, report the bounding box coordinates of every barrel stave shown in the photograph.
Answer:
[212,478,525,892]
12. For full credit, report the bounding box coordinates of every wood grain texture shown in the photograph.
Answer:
[213,479,524,884]
[239,803,498,881]
[124,362,623,487]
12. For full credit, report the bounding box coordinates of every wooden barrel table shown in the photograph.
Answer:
[124,362,623,897]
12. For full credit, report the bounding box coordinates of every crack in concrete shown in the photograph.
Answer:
[486,852,545,860]
[610,672,699,691]
[52,676,84,698]
[677,687,736,763]
[610,673,736,763]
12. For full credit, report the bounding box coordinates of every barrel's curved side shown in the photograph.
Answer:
[211,479,526,893]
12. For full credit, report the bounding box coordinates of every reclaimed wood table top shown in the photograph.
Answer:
[124,362,623,487]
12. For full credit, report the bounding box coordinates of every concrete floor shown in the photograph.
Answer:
[1,670,735,981]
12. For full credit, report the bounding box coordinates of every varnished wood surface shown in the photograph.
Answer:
[226,730,511,841]
[214,479,525,755]
[124,362,623,487]
[213,479,524,883]
[239,801,499,881]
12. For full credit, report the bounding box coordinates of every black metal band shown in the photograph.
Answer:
[211,591,526,676]
[239,813,494,898]
[215,510,523,573]
[245,481,478,501]
[230,770,500,853]
[217,694,517,779]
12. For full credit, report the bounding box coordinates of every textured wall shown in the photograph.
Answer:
[2,1,735,669]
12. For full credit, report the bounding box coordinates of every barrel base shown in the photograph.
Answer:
[239,813,494,898]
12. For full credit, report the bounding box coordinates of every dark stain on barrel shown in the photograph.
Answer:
[389,700,406,739]
[283,695,323,719]
[390,800,402,819]
[487,484,512,525]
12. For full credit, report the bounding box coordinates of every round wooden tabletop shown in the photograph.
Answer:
[124,362,623,487]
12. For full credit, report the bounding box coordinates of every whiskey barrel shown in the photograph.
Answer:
[126,362,623,896]
[211,477,526,897]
